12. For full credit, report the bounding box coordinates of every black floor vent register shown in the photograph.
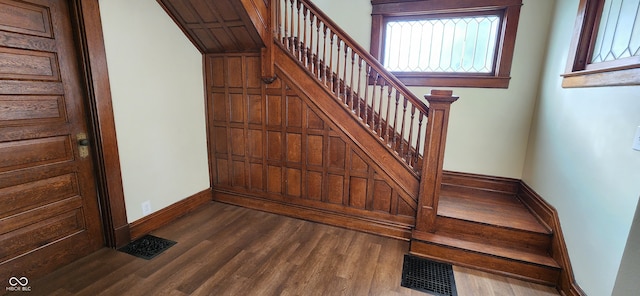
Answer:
[118,235,176,260]
[401,255,458,296]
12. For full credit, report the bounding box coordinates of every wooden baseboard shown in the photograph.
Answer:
[129,189,213,240]
[213,189,412,241]
[442,170,520,195]
[517,182,586,296]
[113,224,131,249]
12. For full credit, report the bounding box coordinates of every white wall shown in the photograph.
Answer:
[99,0,210,222]
[613,200,640,295]
[312,0,556,178]
[522,0,640,295]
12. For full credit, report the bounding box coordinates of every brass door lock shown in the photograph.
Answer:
[77,133,89,158]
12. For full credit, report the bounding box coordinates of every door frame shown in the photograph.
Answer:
[67,0,130,248]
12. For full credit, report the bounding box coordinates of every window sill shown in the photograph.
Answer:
[392,73,511,89]
[561,67,640,88]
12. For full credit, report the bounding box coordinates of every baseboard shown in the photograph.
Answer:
[129,189,213,240]
[517,182,586,296]
[442,170,520,195]
[213,189,413,241]
[113,224,131,249]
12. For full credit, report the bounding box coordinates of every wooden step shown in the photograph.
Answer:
[410,231,561,286]
[439,185,551,233]
[410,183,560,286]
[438,189,553,255]
[436,216,552,256]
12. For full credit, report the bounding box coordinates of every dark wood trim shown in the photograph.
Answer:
[442,170,520,195]
[392,74,511,88]
[563,0,640,87]
[518,182,586,296]
[369,0,522,88]
[71,0,130,248]
[213,189,413,241]
[414,91,458,233]
[129,189,213,240]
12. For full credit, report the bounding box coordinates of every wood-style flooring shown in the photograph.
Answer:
[25,202,559,296]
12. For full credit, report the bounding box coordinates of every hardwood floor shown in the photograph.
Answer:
[24,202,559,296]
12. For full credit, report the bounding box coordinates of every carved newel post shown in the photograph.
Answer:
[414,90,458,234]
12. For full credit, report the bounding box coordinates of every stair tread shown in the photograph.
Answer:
[438,192,549,234]
[413,231,560,268]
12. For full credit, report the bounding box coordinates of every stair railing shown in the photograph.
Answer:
[270,0,459,232]
[273,0,433,174]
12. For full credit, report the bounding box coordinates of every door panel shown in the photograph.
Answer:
[0,0,103,281]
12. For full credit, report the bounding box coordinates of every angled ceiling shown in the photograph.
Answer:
[157,0,264,53]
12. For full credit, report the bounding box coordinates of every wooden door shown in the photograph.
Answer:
[0,0,104,281]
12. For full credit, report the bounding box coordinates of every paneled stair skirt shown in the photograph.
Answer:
[118,235,176,260]
[401,255,458,296]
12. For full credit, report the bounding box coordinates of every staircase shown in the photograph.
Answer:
[412,173,561,285]
[157,0,564,290]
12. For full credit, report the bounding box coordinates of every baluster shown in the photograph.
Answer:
[321,25,328,84]
[369,72,378,130]
[342,45,349,105]
[296,0,302,60]
[276,0,282,42]
[406,105,416,163]
[363,66,371,125]
[328,32,334,90]
[302,6,308,66]
[392,92,400,152]
[316,17,321,79]
[349,50,356,110]
[398,97,408,157]
[376,80,385,135]
[356,56,363,117]
[335,38,341,97]
[413,111,425,167]
[308,12,315,73]
[284,0,290,48]
[289,0,295,52]
[384,87,393,144]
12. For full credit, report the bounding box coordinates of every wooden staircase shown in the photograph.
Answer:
[412,184,560,285]
[156,0,565,291]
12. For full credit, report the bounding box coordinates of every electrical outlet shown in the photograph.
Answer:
[633,126,640,151]
[141,201,152,216]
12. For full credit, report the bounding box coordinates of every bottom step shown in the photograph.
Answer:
[410,231,560,286]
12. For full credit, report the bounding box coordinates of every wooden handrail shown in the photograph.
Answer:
[296,0,428,114]
[273,0,434,173]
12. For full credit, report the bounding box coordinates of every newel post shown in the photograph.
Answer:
[415,90,458,233]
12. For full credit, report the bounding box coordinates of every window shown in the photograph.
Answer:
[370,0,523,88]
[563,0,640,87]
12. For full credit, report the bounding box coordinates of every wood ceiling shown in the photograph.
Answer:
[157,0,265,53]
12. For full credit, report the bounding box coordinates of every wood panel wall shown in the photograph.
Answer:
[207,53,417,239]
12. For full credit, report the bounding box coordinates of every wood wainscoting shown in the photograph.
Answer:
[207,52,419,240]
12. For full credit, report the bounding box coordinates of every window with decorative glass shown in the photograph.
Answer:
[370,0,523,88]
[563,0,640,87]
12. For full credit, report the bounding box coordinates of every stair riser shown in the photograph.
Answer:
[438,217,552,255]
[410,240,560,286]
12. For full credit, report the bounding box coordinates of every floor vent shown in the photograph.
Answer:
[401,255,458,296]
[118,234,176,260]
